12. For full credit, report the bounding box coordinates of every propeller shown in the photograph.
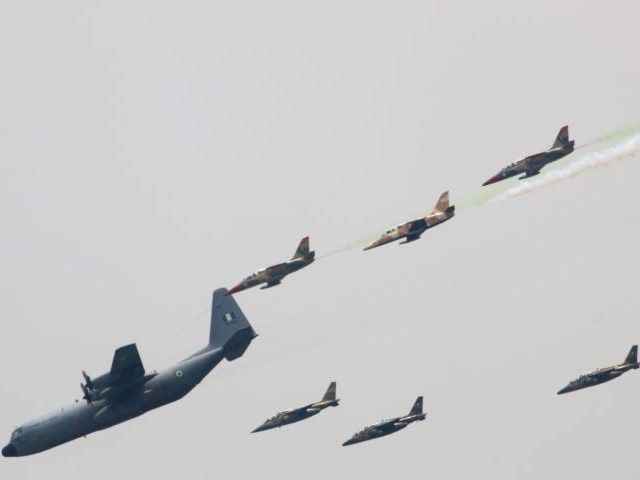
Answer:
[80,383,92,404]
[81,371,95,404]
[82,371,94,390]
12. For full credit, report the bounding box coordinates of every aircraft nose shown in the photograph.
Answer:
[2,443,16,457]
[557,386,570,395]
[251,423,269,433]
[225,284,245,296]
[482,174,501,186]
[342,439,355,446]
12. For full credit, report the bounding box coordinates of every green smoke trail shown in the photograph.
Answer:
[320,122,640,258]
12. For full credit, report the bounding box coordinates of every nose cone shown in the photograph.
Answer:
[363,240,380,251]
[482,174,502,186]
[251,422,273,433]
[342,438,356,446]
[2,443,16,457]
[225,283,246,296]
[557,386,571,395]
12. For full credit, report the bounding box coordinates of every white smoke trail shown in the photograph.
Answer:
[321,124,640,256]
[490,131,640,203]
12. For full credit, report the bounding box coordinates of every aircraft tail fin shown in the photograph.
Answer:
[624,345,638,365]
[291,236,314,260]
[321,381,337,402]
[551,125,572,149]
[209,288,257,361]
[409,396,423,416]
[431,191,450,214]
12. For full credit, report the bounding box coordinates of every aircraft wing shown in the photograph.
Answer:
[523,152,546,170]
[374,418,399,431]
[288,403,314,415]
[264,264,288,284]
[110,343,145,379]
[408,219,427,232]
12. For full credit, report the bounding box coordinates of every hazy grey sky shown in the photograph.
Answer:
[1,1,640,479]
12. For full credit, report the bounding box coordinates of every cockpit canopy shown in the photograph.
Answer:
[266,411,288,422]
[244,273,259,282]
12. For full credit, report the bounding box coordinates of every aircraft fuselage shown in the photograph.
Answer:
[364,206,455,251]
[557,363,638,394]
[4,347,225,456]
[483,143,574,186]
[252,399,338,432]
[342,413,425,446]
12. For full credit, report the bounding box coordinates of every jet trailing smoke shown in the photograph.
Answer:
[489,129,640,203]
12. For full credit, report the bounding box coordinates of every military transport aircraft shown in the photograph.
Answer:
[363,192,454,251]
[2,289,257,457]
[226,236,315,294]
[251,382,339,433]
[342,396,425,446]
[482,125,575,186]
[557,345,638,395]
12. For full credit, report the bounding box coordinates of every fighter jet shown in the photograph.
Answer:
[226,236,315,295]
[363,192,454,251]
[482,125,575,186]
[342,396,425,446]
[557,345,638,395]
[251,382,339,433]
[2,289,257,457]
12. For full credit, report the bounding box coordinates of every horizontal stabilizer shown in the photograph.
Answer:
[223,327,257,361]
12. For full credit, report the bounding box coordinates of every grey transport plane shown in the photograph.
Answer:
[2,288,257,457]
[251,382,339,433]
[226,236,315,294]
[482,125,575,186]
[342,396,425,446]
[557,345,638,395]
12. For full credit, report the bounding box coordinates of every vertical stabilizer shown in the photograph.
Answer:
[291,236,313,260]
[551,125,570,149]
[409,396,423,416]
[209,288,257,360]
[431,191,450,214]
[322,381,337,402]
[624,345,638,365]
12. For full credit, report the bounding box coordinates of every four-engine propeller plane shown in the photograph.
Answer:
[557,345,638,395]
[342,396,426,446]
[482,125,574,186]
[2,289,257,457]
[226,236,315,295]
[251,382,339,433]
[363,192,455,251]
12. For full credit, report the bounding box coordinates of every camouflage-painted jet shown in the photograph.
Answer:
[226,237,315,295]
[482,125,575,186]
[363,192,454,251]
[342,396,425,446]
[557,345,638,395]
[251,382,339,433]
[2,289,257,457]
